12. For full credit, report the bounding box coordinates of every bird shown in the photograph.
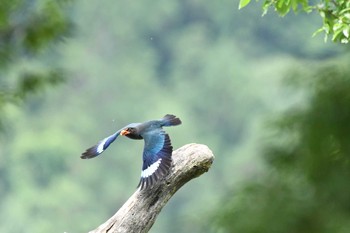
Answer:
[81,114,182,190]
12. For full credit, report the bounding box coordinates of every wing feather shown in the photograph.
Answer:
[81,131,120,159]
[138,131,173,189]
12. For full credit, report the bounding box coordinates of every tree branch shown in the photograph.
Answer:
[88,143,214,233]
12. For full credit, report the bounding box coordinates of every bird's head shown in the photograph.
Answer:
[120,127,143,140]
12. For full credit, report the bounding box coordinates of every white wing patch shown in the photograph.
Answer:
[141,158,162,178]
[97,137,109,154]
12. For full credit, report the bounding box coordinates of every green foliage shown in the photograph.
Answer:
[239,0,350,43]
[316,0,350,43]
[0,0,71,58]
[0,0,72,130]
[213,57,350,233]
[215,174,319,233]
[239,0,252,9]
[262,0,311,16]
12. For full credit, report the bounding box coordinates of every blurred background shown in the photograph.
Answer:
[1,0,350,232]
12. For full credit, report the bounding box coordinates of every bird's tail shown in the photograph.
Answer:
[161,114,182,127]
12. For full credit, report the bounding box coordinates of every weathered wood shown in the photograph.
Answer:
[88,143,214,233]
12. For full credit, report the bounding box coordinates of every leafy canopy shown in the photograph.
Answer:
[239,0,350,43]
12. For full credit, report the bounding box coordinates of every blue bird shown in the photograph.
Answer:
[81,114,182,190]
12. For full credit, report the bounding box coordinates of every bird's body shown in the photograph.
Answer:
[81,114,181,190]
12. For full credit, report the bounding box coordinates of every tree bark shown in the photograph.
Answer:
[88,143,214,233]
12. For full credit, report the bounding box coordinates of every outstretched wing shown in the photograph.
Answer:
[81,131,120,159]
[138,130,173,190]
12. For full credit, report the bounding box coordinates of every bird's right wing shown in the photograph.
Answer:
[81,131,120,159]
[138,129,173,190]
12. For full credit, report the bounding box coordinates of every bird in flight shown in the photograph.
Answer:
[81,114,182,190]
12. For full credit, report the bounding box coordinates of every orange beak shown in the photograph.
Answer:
[120,129,130,136]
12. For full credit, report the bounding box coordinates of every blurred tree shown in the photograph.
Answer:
[0,0,72,130]
[213,56,350,233]
[0,0,343,232]
[0,1,72,231]
[239,0,350,43]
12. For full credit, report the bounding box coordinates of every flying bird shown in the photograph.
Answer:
[81,114,182,190]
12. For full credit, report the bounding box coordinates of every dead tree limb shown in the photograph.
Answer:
[88,143,214,233]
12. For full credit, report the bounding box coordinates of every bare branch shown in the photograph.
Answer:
[88,143,214,233]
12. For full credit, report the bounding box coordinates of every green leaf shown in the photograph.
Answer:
[275,0,291,16]
[341,38,349,43]
[332,27,344,41]
[339,7,350,14]
[291,0,298,12]
[312,27,325,37]
[238,0,251,9]
[343,26,350,38]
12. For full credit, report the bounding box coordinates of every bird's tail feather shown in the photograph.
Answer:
[161,114,182,127]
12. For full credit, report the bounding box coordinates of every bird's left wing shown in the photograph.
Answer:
[138,129,173,190]
[81,131,120,159]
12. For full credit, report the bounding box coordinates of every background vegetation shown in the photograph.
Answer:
[240,0,350,43]
[0,0,349,232]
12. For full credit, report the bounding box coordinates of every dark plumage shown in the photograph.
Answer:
[81,114,181,190]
